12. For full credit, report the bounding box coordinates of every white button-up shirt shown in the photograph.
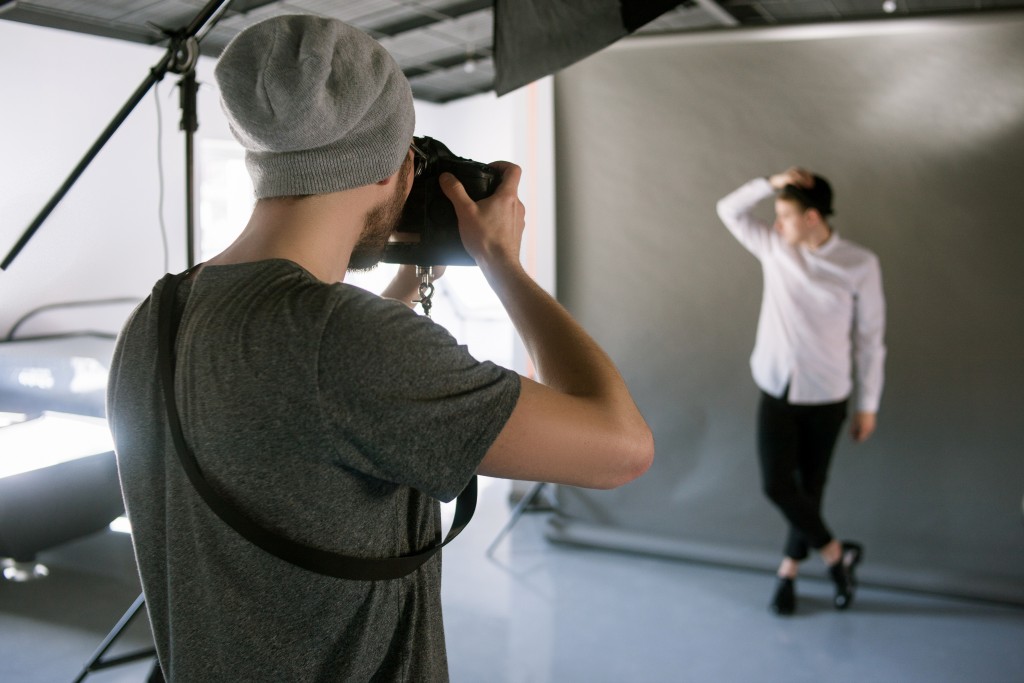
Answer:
[716,178,886,412]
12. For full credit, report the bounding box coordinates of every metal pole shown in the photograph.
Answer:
[0,0,229,271]
[179,70,200,268]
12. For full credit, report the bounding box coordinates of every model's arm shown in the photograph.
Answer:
[440,164,654,490]
[715,177,777,256]
[716,168,818,255]
[850,254,886,442]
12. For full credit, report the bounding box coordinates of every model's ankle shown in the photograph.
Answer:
[777,557,800,579]
[820,540,842,566]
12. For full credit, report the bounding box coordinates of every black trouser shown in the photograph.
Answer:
[756,389,848,561]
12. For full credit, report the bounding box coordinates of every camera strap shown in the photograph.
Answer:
[415,265,436,317]
[156,270,476,580]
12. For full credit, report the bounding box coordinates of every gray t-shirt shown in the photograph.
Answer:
[107,259,520,682]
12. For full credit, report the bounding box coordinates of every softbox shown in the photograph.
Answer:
[493,0,682,96]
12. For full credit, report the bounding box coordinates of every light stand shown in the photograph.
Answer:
[1,3,235,680]
[485,481,554,558]
[71,592,156,683]
[0,0,231,271]
[179,69,201,266]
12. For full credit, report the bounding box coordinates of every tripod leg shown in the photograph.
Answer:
[72,592,156,683]
[485,481,548,558]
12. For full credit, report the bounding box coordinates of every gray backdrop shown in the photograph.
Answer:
[546,14,1024,604]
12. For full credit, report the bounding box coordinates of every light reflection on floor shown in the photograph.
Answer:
[1,477,1022,682]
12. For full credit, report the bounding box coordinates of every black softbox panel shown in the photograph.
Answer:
[494,0,682,96]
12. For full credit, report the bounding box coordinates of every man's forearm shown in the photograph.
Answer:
[480,258,636,410]
[475,256,653,489]
[445,161,652,489]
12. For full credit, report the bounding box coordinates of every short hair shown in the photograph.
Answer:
[779,175,833,217]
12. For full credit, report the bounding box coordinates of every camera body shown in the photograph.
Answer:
[383,136,498,266]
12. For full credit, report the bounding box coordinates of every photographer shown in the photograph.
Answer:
[716,168,885,616]
[106,14,652,682]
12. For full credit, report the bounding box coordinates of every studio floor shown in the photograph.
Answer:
[2,477,1022,683]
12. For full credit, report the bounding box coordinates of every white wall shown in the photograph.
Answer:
[0,20,553,345]
[1,22,188,338]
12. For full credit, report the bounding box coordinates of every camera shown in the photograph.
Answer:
[382,136,499,266]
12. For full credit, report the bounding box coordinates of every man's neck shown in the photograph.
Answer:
[208,191,371,283]
[803,224,833,250]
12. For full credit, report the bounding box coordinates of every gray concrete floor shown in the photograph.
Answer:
[2,477,1023,682]
[445,479,1024,683]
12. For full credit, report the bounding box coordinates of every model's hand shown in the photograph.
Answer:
[769,167,815,190]
[440,161,526,272]
[850,411,877,443]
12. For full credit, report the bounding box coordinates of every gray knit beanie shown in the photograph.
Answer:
[214,14,415,198]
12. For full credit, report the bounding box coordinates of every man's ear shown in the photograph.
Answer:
[805,207,824,225]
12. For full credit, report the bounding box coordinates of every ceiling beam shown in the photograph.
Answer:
[403,49,492,79]
[370,0,492,37]
[0,1,165,44]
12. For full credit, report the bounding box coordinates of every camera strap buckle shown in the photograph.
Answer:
[415,266,436,317]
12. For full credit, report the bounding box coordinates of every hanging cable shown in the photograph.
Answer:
[154,81,170,274]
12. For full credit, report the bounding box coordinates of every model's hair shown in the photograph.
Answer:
[778,186,811,211]
[779,175,833,217]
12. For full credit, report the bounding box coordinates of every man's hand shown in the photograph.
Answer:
[850,411,877,443]
[381,264,446,308]
[769,167,815,190]
[439,162,526,273]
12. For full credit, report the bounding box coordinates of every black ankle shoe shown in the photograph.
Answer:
[830,541,863,610]
[770,577,796,616]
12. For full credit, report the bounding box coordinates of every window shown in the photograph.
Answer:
[198,140,515,367]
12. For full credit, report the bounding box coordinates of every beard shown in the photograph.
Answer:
[348,162,411,272]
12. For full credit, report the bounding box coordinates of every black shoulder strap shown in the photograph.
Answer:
[156,271,475,580]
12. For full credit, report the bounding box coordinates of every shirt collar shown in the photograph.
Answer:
[806,229,840,255]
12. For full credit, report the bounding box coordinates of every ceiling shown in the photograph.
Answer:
[2,0,1023,103]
